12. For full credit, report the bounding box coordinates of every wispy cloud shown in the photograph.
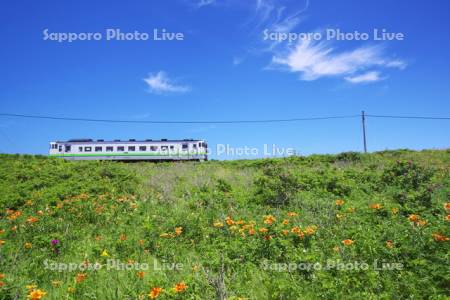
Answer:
[143,71,191,95]
[194,0,215,8]
[253,0,307,34]
[270,39,406,83]
[345,71,384,84]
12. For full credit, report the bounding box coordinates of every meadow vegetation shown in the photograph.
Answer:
[0,149,449,299]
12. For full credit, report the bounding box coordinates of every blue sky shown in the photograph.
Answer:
[0,0,449,159]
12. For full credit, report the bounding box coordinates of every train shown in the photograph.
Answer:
[49,138,208,161]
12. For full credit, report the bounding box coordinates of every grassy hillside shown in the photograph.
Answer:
[0,150,449,299]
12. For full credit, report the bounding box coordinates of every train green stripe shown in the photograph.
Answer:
[49,152,206,157]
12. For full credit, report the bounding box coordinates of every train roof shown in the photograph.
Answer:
[53,139,203,144]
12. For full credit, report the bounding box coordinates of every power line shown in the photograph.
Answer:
[0,112,359,124]
[0,112,449,124]
[366,114,450,120]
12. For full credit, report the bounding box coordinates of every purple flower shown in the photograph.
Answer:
[51,239,59,245]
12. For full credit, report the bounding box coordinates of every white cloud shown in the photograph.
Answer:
[271,38,406,82]
[143,71,190,95]
[196,0,215,8]
[254,0,306,34]
[345,71,384,84]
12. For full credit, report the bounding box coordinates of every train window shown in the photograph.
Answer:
[65,145,71,152]
[161,146,168,151]
[170,145,174,150]
[182,143,188,150]
[95,146,102,152]
[150,146,158,151]
[106,146,113,152]
[117,146,125,151]
[85,147,92,152]
[139,146,146,151]
[128,146,135,151]
[79,147,83,152]
[193,144,197,149]
[58,146,62,152]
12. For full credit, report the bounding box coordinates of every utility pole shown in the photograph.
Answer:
[361,110,367,153]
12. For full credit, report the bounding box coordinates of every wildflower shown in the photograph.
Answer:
[287,212,298,217]
[192,264,200,272]
[248,228,255,235]
[391,208,399,215]
[0,229,5,235]
[0,281,4,287]
[27,216,39,224]
[0,240,5,246]
[95,236,102,241]
[11,226,17,231]
[148,287,163,299]
[408,214,419,222]
[386,240,394,249]
[25,242,33,249]
[51,239,59,245]
[26,284,37,290]
[282,219,289,225]
[175,227,183,236]
[304,226,317,235]
[445,215,450,221]
[342,239,354,246]
[229,225,238,231]
[67,287,76,293]
[263,235,272,240]
[347,207,355,213]
[259,228,268,234]
[0,274,4,279]
[336,214,344,220]
[213,221,224,228]
[369,203,383,210]
[159,233,171,238]
[432,233,450,242]
[236,220,245,225]
[136,271,145,279]
[225,216,234,225]
[75,273,87,284]
[127,259,135,264]
[417,219,427,226]
[7,210,21,220]
[333,246,340,252]
[263,215,276,225]
[26,200,33,206]
[281,230,289,236]
[119,234,127,241]
[51,280,62,287]
[27,289,46,300]
[173,282,187,293]
[335,199,344,206]
[138,239,145,246]
[291,227,301,234]
[101,250,109,257]
[37,210,44,216]
[445,203,450,212]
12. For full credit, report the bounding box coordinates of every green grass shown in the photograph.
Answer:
[0,149,449,299]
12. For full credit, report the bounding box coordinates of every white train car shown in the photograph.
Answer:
[49,139,208,161]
